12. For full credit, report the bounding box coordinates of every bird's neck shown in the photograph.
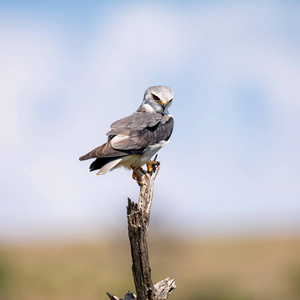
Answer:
[137,104,155,113]
[137,103,169,115]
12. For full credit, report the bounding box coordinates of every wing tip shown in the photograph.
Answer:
[79,153,91,161]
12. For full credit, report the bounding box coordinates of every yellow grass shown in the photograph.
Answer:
[0,236,300,300]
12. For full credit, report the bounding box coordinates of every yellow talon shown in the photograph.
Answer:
[147,162,153,173]
[132,167,143,184]
[147,161,159,174]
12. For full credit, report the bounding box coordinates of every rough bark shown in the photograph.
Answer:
[107,163,176,300]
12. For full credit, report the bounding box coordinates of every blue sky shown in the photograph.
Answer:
[1,1,300,241]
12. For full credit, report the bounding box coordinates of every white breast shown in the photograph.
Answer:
[116,140,170,170]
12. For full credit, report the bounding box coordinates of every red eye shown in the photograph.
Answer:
[152,94,160,101]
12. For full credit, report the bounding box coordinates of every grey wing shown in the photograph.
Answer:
[79,139,129,161]
[110,114,174,154]
[79,112,163,161]
[106,112,162,137]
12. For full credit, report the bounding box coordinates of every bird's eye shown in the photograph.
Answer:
[169,98,173,102]
[152,94,160,101]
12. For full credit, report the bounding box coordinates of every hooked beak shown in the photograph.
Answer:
[160,101,167,111]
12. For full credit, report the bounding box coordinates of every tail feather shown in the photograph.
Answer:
[96,158,123,175]
[89,157,124,172]
[80,140,127,173]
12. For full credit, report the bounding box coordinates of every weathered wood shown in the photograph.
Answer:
[107,163,176,300]
[106,277,176,300]
[127,197,154,300]
[106,291,137,300]
[153,278,176,300]
[127,164,158,300]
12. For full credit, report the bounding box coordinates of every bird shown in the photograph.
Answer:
[79,85,174,180]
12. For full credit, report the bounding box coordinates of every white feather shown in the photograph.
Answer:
[141,103,155,113]
[96,158,122,175]
[115,140,170,170]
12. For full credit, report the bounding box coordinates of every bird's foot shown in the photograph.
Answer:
[132,167,144,184]
[147,160,160,175]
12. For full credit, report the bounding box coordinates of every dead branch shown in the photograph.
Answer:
[107,163,176,300]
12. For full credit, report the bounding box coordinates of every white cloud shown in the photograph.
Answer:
[0,20,64,148]
[1,2,300,240]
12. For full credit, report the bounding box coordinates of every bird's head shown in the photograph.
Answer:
[142,85,173,114]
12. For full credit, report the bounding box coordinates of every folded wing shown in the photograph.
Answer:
[79,112,174,172]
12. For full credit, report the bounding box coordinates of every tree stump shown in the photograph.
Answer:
[107,163,176,300]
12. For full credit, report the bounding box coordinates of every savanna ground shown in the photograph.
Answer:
[0,235,300,300]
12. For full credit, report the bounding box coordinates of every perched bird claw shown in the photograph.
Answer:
[132,167,143,185]
[147,161,160,175]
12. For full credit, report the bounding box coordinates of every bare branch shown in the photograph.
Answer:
[107,163,175,299]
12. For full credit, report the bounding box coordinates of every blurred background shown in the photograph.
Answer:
[0,0,300,299]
